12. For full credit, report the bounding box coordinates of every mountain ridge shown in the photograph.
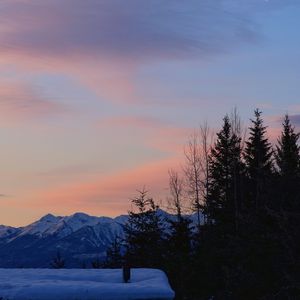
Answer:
[0,212,129,267]
[0,210,199,267]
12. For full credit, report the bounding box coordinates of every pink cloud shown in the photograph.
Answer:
[145,126,192,154]
[266,127,282,144]
[268,114,300,128]
[98,116,167,129]
[23,155,182,217]
[0,0,285,104]
[0,51,137,104]
[0,0,263,61]
[265,113,300,144]
[97,115,192,154]
[0,80,66,124]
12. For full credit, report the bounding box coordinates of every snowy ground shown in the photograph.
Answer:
[0,268,174,300]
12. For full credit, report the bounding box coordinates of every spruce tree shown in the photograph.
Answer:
[50,250,65,269]
[124,189,164,268]
[104,237,123,268]
[242,110,284,298]
[207,115,243,233]
[274,114,300,294]
[166,216,192,299]
[276,115,300,177]
[275,114,300,210]
[244,109,273,211]
[201,115,251,299]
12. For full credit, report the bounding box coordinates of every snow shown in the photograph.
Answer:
[0,225,19,238]
[2,211,198,243]
[0,268,175,300]
[11,213,121,240]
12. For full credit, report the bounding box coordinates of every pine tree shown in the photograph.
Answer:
[244,109,273,211]
[91,257,102,269]
[50,250,65,269]
[274,114,300,294]
[275,114,300,210]
[199,115,247,299]
[104,237,123,268]
[241,110,285,298]
[166,216,192,299]
[276,115,300,176]
[207,115,243,233]
[124,189,164,268]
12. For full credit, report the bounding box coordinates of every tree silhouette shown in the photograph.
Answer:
[124,189,164,268]
[244,109,274,211]
[50,250,65,269]
[207,115,243,233]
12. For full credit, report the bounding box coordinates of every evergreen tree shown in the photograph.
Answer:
[276,115,300,177]
[274,114,300,296]
[207,115,243,233]
[124,189,164,268]
[197,115,246,299]
[91,257,102,269]
[244,109,273,211]
[165,216,192,300]
[275,114,300,210]
[50,250,65,269]
[241,110,286,299]
[104,237,123,268]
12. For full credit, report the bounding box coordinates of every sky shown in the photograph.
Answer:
[0,0,300,227]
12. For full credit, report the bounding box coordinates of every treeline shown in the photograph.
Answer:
[105,109,300,299]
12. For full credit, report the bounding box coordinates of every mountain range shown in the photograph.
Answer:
[0,210,198,268]
[0,212,128,268]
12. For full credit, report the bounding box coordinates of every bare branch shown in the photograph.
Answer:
[183,124,214,226]
[167,169,185,220]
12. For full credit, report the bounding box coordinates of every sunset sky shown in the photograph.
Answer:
[0,0,300,226]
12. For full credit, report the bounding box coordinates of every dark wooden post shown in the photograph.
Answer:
[123,263,131,283]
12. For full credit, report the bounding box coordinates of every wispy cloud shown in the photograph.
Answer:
[0,80,66,122]
[98,116,167,129]
[0,0,295,103]
[0,0,263,60]
[268,114,300,126]
[37,164,103,178]
[263,113,300,143]
[97,115,191,153]
[24,156,181,216]
[287,114,300,126]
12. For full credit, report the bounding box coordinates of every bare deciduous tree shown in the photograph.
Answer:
[183,123,214,227]
[184,131,202,227]
[167,169,185,221]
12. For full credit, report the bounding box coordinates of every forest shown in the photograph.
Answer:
[104,109,300,300]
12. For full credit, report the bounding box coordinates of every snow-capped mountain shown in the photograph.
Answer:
[15,212,118,239]
[0,210,198,268]
[0,225,21,239]
[0,212,128,268]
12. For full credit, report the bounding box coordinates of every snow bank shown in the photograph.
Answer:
[0,268,175,300]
